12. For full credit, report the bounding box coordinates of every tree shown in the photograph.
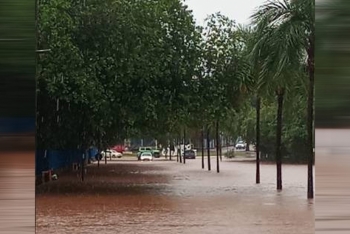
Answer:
[200,13,248,172]
[36,0,203,162]
[251,0,314,197]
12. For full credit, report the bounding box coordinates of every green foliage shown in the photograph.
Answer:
[259,93,308,163]
[235,0,315,164]
[36,0,203,149]
[36,0,313,165]
[223,90,308,163]
[194,12,248,128]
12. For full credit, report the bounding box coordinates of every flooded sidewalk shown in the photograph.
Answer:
[36,158,314,234]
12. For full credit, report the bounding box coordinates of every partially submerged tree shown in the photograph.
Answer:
[250,0,314,197]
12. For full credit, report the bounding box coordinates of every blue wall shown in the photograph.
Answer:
[35,147,98,176]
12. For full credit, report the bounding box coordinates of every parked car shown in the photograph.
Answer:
[140,152,153,161]
[137,146,160,159]
[184,150,196,159]
[101,149,123,158]
[235,141,246,150]
[137,147,153,160]
[111,145,126,153]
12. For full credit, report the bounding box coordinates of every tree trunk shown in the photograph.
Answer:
[226,136,229,158]
[216,121,220,173]
[97,134,100,168]
[81,152,85,182]
[169,138,172,161]
[307,38,315,199]
[183,129,186,164]
[104,147,107,164]
[176,138,179,162]
[256,97,261,184]
[179,136,182,163]
[276,88,284,190]
[206,126,211,171]
[219,134,222,162]
[201,127,205,169]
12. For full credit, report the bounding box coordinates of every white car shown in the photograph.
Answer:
[140,152,153,161]
[235,141,246,150]
[101,149,122,158]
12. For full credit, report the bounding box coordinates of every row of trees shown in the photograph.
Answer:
[37,0,314,198]
[36,0,247,152]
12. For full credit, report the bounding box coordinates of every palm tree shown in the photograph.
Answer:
[250,0,314,197]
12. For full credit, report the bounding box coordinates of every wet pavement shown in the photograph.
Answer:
[36,158,314,234]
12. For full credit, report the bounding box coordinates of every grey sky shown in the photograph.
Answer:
[184,0,267,26]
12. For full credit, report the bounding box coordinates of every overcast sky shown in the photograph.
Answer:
[184,0,267,26]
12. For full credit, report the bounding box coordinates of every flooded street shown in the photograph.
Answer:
[0,150,35,234]
[315,129,350,233]
[36,158,314,234]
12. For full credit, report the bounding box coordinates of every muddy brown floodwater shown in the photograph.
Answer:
[0,150,35,234]
[36,158,314,234]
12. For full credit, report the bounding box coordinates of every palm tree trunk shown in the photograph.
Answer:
[307,39,314,199]
[201,127,205,169]
[256,96,261,184]
[276,88,284,190]
[216,120,220,173]
[206,126,211,171]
